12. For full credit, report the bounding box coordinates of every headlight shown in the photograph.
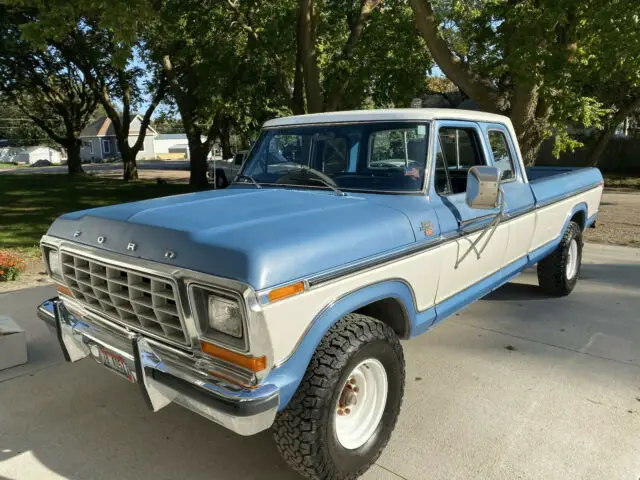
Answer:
[208,295,243,338]
[44,247,62,279]
[190,285,247,349]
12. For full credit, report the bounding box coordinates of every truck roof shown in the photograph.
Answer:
[263,108,511,128]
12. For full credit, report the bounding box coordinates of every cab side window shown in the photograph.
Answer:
[434,127,486,195]
[488,130,515,181]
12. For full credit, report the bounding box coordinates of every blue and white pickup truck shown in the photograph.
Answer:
[38,109,603,479]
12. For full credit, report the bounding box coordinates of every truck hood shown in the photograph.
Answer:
[48,188,416,290]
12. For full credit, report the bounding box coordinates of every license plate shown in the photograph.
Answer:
[98,346,137,383]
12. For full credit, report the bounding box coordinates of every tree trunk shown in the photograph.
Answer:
[220,119,233,159]
[66,139,84,175]
[122,148,139,181]
[509,82,550,166]
[586,128,615,167]
[587,97,640,166]
[298,0,324,113]
[188,138,209,190]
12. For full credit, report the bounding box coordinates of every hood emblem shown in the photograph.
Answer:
[73,230,81,238]
[164,250,176,260]
[127,242,137,252]
[97,236,106,245]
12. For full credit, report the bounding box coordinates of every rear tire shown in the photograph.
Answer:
[537,220,583,296]
[273,314,405,480]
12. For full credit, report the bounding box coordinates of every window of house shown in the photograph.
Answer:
[84,141,93,155]
[102,140,111,154]
[434,127,486,195]
[488,130,515,181]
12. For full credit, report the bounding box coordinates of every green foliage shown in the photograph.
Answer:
[429,0,640,156]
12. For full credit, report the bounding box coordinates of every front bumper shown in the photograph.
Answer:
[38,297,279,436]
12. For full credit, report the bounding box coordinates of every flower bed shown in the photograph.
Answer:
[0,250,26,281]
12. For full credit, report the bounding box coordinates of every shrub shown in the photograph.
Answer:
[0,251,26,281]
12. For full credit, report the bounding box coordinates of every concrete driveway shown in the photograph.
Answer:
[0,243,639,480]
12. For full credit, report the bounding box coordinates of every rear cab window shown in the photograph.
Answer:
[487,130,516,181]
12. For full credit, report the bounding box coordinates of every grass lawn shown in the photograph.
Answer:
[0,174,197,257]
[603,174,640,190]
[0,163,30,170]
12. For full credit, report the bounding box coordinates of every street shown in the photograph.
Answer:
[0,160,190,175]
[0,243,639,480]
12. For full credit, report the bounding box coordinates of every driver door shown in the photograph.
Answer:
[430,121,509,311]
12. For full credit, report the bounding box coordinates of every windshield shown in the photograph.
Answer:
[240,122,429,193]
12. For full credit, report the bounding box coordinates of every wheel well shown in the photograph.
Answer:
[570,209,586,230]
[354,297,410,339]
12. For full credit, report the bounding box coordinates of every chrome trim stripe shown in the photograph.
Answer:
[534,181,602,208]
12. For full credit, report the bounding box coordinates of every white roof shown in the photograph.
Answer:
[264,108,510,128]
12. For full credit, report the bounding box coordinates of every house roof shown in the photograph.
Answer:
[156,133,188,140]
[80,115,158,137]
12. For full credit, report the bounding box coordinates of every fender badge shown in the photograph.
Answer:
[420,221,434,237]
[164,250,176,260]
[97,235,106,245]
[127,242,137,252]
[73,230,81,238]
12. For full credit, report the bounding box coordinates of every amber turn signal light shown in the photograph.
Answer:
[56,284,73,297]
[268,281,305,303]
[200,341,267,372]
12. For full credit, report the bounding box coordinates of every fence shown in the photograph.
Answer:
[536,137,640,175]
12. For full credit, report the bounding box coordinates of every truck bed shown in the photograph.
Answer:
[526,166,603,207]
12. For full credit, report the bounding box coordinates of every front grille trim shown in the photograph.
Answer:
[59,251,189,346]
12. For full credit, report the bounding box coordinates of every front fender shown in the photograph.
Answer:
[266,280,431,410]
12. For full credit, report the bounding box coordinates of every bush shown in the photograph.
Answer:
[0,251,26,281]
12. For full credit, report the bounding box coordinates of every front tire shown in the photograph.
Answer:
[273,314,405,480]
[537,220,583,296]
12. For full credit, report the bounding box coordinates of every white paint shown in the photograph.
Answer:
[262,186,603,364]
[334,358,388,450]
[529,186,603,252]
[264,109,510,128]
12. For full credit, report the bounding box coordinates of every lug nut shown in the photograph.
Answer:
[344,408,351,414]
[337,409,344,416]
[353,386,359,393]
[349,378,356,385]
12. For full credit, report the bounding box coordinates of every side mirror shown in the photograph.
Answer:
[465,166,501,209]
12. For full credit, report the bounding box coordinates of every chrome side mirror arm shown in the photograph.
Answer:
[455,188,505,269]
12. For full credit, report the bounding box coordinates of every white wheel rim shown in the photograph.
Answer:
[334,358,388,450]
[566,239,578,279]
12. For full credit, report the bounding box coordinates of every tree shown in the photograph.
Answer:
[295,0,433,113]
[408,0,640,165]
[10,0,166,180]
[0,6,98,174]
[57,25,166,180]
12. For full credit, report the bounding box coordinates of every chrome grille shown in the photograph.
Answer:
[60,252,188,345]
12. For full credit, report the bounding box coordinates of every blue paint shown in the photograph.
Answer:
[585,212,598,229]
[48,188,416,290]
[527,166,603,207]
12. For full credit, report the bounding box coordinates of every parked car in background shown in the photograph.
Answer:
[37,109,603,479]
[207,150,247,188]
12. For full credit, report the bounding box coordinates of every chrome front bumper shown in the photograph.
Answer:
[37,297,279,436]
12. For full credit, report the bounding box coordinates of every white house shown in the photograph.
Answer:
[79,115,157,162]
[0,146,63,165]
[154,133,221,159]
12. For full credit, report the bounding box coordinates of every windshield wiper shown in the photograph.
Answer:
[291,166,346,196]
[234,174,262,189]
